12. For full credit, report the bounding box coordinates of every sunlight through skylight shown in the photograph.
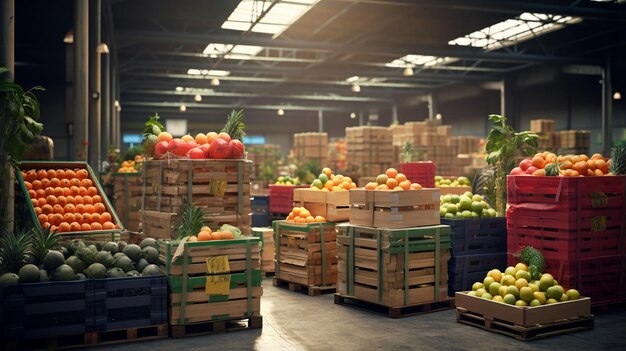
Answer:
[386,55,454,68]
[187,69,231,76]
[202,43,263,60]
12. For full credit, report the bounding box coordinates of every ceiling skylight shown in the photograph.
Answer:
[448,12,582,50]
[175,87,214,94]
[187,69,231,76]
[222,0,320,37]
[203,43,263,60]
[386,55,454,68]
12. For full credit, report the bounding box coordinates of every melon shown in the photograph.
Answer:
[136,258,149,273]
[77,247,96,266]
[142,246,159,264]
[126,270,140,277]
[114,256,135,272]
[18,264,40,283]
[65,256,86,274]
[43,250,66,271]
[123,244,142,262]
[139,238,157,250]
[106,267,126,278]
[85,263,107,279]
[141,264,162,276]
[117,241,128,253]
[68,239,86,255]
[52,264,76,281]
[75,273,87,280]
[39,269,50,282]
[102,242,119,254]
[96,251,115,268]
[113,252,126,260]
[0,273,19,286]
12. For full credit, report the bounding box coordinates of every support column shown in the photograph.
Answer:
[428,93,438,120]
[359,111,364,126]
[0,0,15,231]
[102,50,110,165]
[1,0,14,79]
[318,110,323,132]
[500,78,516,130]
[88,0,101,171]
[73,0,89,161]
[601,57,613,155]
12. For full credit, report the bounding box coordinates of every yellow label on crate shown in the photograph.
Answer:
[209,179,227,196]
[590,216,606,232]
[205,256,231,295]
[287,236,297,248]
[590,192,608,208]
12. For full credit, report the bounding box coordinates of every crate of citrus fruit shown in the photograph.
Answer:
[17,161,124,241]
[292,167,355,222]
[350,168,440,228]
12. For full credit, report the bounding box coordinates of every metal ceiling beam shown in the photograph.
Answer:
[120,50,324,64]
[122,89,393,102]
[123,101,356,112]
[330,0,626,21]
[116,30,595,64]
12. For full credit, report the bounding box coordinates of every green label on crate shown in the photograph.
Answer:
[590,216,606,232]
[590,192,608,208]
[205,256,231,295]
[210,179,227,196]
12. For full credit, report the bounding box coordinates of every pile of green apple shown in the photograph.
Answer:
[274,175,301,185]
[435,175,471,187]
[467,263,581,307]
[440,191,496,219]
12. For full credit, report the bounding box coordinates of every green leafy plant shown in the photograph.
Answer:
[142,113,164,158]
[485,114,538,216]
[294,159,321,184]
[401,141,413,163]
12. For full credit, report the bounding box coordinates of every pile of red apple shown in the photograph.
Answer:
[153,132,244,160]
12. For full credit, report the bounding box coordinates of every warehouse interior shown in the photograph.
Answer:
[2,1,626,350]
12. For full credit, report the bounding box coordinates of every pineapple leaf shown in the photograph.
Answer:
[0,228,33,274]
[221,109,246,141]
[176,204,205,239]
[609,145,625,175]
[31,226,61,263]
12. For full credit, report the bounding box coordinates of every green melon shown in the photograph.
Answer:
[18,264,41,283]
[43,250,66,272]
[0,273,19,286]
[77,247,96,266]
[141,264,162,276]
[142,247,159,264]
[114,256,135,272]
[123,244,142,262]
[75,273,86,280]
[102,242,119,254]
[95,251,115,268]
[85,263,107,279]
[106,267,126,278]
[68,239,86,255]
[139,238,157,250]
[125,270,140,277]
[87,244,98,253]
[113,252,126,260]
[117,241,128,253]
[39,269,50,282]
[52,264,76,281]
[136,258,149,273]
[65,256,85,274]
[24,253,38,266]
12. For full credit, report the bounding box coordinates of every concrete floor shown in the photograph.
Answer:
[90,278,626,351]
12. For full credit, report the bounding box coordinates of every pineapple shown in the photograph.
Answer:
[0,229,33,274]
[609,145,625,175]
[30,226,61,264]
[176,204,205,239]
[221,109,246,141]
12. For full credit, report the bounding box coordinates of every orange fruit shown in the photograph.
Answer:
[24,181,33,190]
[292,208,302,216]
[60,179,71,188]
[300,209,311,218]
[399,180,411,190]
[70,186,80,195]
[560,161,573,170]
[92,195,102,204]
[365,182,377,190]
[63,203,76,213]
[65,169,75,179]
[35,189,46,198]
[158,131,174,143]
[41,179,51,188]
[332,177,341,186]
[58,222,71,233]
[325,180,334,190]
[287,212,295,220]
[90,222,103,231]
[80,223,91,231]
[37,198,47,207]
[36,169,47,179]
[50,178,61,187]
[69,178,80,187]
[28,190,37,199]
[70,222,81,232]
[295,217,306,224]
[531,156,545,169]
[573,161,588,175]
[591,153,603,160]
[595,159,608,173]
[46,169,57,179]
[341,181,351,190]
[80,179,93,188]
[62,188,71,196]
[393,186,403,191]
[587,159,596,170]
[102,222,116,230]
[63,213,75,223]
[91,213,101,223]
[34,207,42,216]
[344,177,352,184]
[45,195,57,206]
[82,196,93,205]
[56,196,67,207]
[56,169,66,179]
[53,187,64,197]
[87,187,98,196]
[32,180,42,190]
[51,213,63,225]
[75,204,85,214]
[78,187,88,196]
[314,216,326,222]
[375,184,390,191]
[24,170,37,182]
[30,199,38,207]
[52,204,64,214]
[76,169,89,180]
[322,167,332,177]
[37,214,48,224]
[74,195,84,205]
[81,213,93,223]
[594,169,604,176]
[66,195,76,204]
[94,203,106,214]
[84,204,95,214]
[386,178,398,189]
[410,183,423,190]
[395,173,407,183]
[350,183,357,189]
[579,154,589,161]
[101,212,112,223]
[385,168,398,179]
[570,155,580,164]
[532,168,546,176]
[305,215,315,223]
[198,230,212,241]
[587,169,595,176]
[195,133,208,145]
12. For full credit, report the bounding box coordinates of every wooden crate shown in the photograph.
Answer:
[557,130,590,149]
[437,186,472,196]
[293,188,350,222]
[113,173,142,232]
[530,119,555,134]
[252,227,275,274]
[142,159,252,234]
[274,221,337,287]
[336,224,451,307]
[158,238,262,326]
[349,189,440,228]
[141,210,178,240]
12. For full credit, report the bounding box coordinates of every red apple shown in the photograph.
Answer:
[229,139,245,159]
[208,138,230,159]
[199,143,211,158]
[187,147,206,159]
[525,166,538,175]
[167,139,188,158]
[519,159,532,172]
[186,140,198,151]
[510,167,524,175]
[155,141,169,159]
[217,132,231,143]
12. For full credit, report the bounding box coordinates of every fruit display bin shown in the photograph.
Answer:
[157,238,262,326]
[268,185,308,214]
[142,159,252,235]
[293,188,350,222]
[0,280,92,340]
[448,253,507,296]
[441,217,507,256]
[89,275,168,332]
[349,188,440,228]
[274,220,337,287]
[336,224,451,307]
[399,162,435,188]
[16,161,125,239]
[112,172,142,232]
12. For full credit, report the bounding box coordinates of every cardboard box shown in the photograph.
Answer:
[293,188,350,222]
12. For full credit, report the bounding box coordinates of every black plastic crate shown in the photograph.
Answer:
[441,217,507,256]
[448,253,507,296]
[89,275,167,331]
[0,280,91,340]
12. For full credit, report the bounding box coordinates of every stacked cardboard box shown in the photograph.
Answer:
[246,144,282,181]
[328,138,347,172]
[530,119,557,152]
[346,126,394,177]
[557,130,590,154]
[292,132,328,166]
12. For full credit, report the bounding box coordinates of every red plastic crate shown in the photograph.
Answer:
[269,184,309,213]
[507,175,626,210]
[400,162,435,188]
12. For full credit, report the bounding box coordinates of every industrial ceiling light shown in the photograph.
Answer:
[63,30,73,44]
[613,91,622,100]
[194,94,202,102]
[97,43,109,54]
[435,113,442,120]
[114,100,120,108]
[211,78,220,86]
[277,108,285,116]
[351,84,361,93]
[403,66,414,76]
[180,105,187,112]
[350,112,356,119]
[175,87,184,92]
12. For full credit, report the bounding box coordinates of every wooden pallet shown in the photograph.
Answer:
[170,316,262,338]
[262,270,276,278]
[273,278,336,296]
[334,293,454,318]
[1,324,167,351]
[456,309,594,341]
[591,299,626,314]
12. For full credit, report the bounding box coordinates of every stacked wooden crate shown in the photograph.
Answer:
[158,238,263,336]
[113,173,142,232]
[292,132,328,166]
[141,159,252,239]
[530,119,557,152]
[328,138,347,172]
[346,126,393,177]
[557,130,590,154]
[246,144,282,182]
[252,227,275,275]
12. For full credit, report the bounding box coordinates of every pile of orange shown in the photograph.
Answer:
[310,167,357,192]
[21,168,119,233]
[286,207,326,224]
[188,226,235,242]
[364,168,423,191]
[514,152,612,177]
